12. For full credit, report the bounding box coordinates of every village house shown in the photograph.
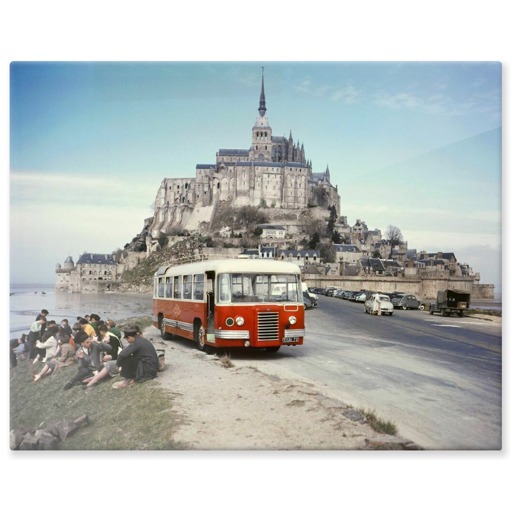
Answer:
[278,249,320,268]
[334,244,363,265]
[258,224,287,239]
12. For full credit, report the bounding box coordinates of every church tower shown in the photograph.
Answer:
[249,68,273,162]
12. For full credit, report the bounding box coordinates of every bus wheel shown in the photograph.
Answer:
[266,346,281,353]
[159,317,171,340]
[194,321,209,352]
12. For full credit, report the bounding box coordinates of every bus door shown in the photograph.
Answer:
[206,271,215,339]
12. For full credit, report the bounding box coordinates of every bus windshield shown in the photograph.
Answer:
[217,273,300,303]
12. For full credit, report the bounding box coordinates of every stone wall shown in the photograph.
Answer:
[302,274,494,301]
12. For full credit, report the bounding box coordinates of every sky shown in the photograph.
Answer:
[9,61,502,290]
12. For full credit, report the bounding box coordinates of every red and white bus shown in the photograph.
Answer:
[152,259,305,352]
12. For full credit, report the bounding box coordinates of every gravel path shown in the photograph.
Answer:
[144,326,420,450]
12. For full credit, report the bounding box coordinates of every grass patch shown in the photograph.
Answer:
[359,409,398,436]
[218,353,234,368]
[467,308,501,317]
[10,357,182,450]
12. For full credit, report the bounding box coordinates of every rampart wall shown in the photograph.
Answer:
[302,274,494,301]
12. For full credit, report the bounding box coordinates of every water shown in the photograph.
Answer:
[9,283,153,339]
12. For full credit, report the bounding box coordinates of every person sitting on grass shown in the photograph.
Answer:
[33,333,76,382]
[62,334,112,390]
[105,319,122,341]
[28,317,46,361]
[89,313,102,335]
[82,324,123,388]
[78,318,96,338]
[112,326,159,390]
[33,324,59,364]
[10,335,27,369]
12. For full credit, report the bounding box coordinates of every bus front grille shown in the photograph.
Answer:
[257,311,279,341]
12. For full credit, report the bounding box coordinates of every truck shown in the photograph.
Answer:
[429,289,471,317]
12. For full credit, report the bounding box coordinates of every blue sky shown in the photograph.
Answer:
[9,61,502,289]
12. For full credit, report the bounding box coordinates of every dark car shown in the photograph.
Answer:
[391,294,424,310]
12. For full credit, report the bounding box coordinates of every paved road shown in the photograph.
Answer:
[227,296,502,449]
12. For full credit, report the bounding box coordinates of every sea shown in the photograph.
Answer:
[9,283,153,339]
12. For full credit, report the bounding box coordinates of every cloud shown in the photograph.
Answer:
[329,86,360,104]
[10,171,156,283]
[10,171,157,209]
[294,80,361,105]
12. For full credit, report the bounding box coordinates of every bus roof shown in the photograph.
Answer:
[154,259,302,277]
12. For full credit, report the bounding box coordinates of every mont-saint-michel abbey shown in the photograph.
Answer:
[55,71,494,300]
[148,72,339,236]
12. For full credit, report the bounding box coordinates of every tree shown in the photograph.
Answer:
[308,232,320,249]
[331,229,342,244]
[385,225,403,248]
[327,205,337,234]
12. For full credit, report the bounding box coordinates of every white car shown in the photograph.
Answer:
[306,288,319,300]
[364,293,394,316]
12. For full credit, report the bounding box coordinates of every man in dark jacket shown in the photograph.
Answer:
[112,326,158,389]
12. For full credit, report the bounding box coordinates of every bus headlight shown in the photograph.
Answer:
[235,316,245,326]
[289,315,297,325]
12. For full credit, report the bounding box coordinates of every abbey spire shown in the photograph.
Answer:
[258,67,267,117]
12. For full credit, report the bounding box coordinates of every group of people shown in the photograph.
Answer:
[10,309,160,390]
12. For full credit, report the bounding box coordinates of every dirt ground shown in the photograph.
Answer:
[144,326,421,450]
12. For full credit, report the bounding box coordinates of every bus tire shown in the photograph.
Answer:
[159,316,171,340]
[194,321,210,353]
[266,346,281,353]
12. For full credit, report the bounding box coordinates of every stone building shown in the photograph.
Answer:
[148,70,340,238]
[55,253,117,293]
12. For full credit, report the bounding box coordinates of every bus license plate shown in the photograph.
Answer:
[283,336,298,343]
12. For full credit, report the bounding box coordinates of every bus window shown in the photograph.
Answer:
[158,277,165,298]
[194,274,204,300]
[254,274,270,298]
[218,273,231,303]
[232,274,256,302]
[165,277,172,298]
[174,275,182,299]
[183,275,192,299]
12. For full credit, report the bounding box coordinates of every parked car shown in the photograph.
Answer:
[303,295,313,310]
[391,294,425,310]
[333,289,345,298]
[326,287,338,297]
[364,293,394,316]
[303,284,318,301]
[303,290,317,308]
[353,291,369,302]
